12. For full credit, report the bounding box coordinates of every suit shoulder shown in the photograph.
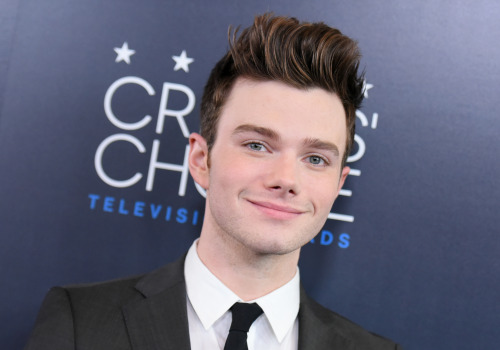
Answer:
[26,257,187,350]
[62,254,186,305]
[25,274,146,350]
[63,272,145,304]
[301,295,401,349]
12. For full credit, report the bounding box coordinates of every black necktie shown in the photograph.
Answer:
[223,302,263,350]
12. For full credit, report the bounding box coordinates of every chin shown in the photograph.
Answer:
[245,236,307,256]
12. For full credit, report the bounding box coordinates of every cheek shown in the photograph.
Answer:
[307,178,339,212]
[209,156,253,190]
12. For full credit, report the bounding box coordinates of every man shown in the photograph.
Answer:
[25,14,401,349]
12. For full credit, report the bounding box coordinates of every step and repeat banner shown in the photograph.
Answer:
[1,1,498,349]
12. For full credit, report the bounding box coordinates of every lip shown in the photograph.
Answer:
[247,199,305,219]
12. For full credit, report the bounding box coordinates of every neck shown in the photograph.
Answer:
[196,228,300,301]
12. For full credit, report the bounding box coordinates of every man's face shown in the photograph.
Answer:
[192,78,349,256]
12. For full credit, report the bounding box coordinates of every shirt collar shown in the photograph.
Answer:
[255,268,300,342]
[184,240,239,329]
[184,240,300,343]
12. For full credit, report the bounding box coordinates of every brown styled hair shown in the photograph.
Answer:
[200,13,365,167]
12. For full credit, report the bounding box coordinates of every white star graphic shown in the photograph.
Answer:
[172,50,194,72]
[114,42,135,64]
[362,80,374,98]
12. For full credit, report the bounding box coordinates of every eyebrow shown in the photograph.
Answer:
[233,123,340,156]
[302,138,340,156]
[232,124,281,141]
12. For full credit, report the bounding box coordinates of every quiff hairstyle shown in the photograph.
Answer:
[200,13,365,167]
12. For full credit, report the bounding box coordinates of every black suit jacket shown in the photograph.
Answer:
[25,255,401,349]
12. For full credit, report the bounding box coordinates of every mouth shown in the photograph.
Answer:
[247,200,305,220]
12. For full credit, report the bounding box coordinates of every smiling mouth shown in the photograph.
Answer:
[247,200,304,219]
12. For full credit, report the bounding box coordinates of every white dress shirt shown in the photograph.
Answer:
[184,240,300,350]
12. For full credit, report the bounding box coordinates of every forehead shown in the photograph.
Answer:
[217,78,347,149]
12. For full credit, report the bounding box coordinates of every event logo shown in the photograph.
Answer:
[89,42,380,248]
[95,76,199,195]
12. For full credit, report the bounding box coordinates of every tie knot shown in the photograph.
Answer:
[229,302,263,332]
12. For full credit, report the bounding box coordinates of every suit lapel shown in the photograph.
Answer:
[122,255,191,350]
[119,257,358,350]
[298,287,355,350]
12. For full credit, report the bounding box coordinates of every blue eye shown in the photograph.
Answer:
[308,155,326,165]
[247,142,265,151]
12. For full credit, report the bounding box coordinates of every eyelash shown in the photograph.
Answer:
[243,141,330,167]
[243,141,268,152]
[306,154,329,166]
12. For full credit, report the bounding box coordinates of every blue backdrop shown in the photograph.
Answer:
[1,1,499,349]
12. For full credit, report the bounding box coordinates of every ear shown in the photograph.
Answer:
[336,166,351,195]
[188,133,210,190]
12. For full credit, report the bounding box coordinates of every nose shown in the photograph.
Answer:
[264,153,300,196]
